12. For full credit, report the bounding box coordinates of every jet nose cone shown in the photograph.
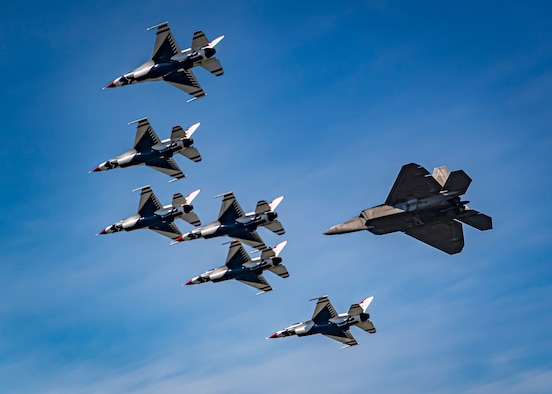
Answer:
[105,81,116,89]
[323,226,338,235]
[98,229,107,235]
[323,217,367,235]
[185,279,193,285]
[91,165,101,173]
[268,332,278,339]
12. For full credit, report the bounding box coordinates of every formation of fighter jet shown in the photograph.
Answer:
[171,192,285,250]
[185,240,289,293]
[98,186,200,240]
[91,117,202,182]
[324,163,493,254]
[269,296,376,348]
[105,22,224,101]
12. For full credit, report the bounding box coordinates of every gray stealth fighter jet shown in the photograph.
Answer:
[91,117,201,182]
[105,22,224,101]
[171,192,285,250]
[324,163,492,254]
[269,296,376,348]
[98,186,200,240]
[185,240,289,294]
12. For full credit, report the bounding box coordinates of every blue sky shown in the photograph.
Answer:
[1,1,551,392]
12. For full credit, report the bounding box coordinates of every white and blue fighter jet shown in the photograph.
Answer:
[171,192,285,250]
[185,240,289,294]
[269,296,376,348]
[92,117,201,182]
[105,22,224,101]
[98,186,201,240]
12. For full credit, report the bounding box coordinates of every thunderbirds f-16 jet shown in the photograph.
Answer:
[269,296,376,348]
[105,22,224,101]
[171,192,285,250]
[324,163,493,254]
[185,240,289,294]
[98,186,200,240]
[91,117,202,182]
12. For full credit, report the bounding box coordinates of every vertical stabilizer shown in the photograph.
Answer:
[359,296,374,313]
[432,166,450,187]
[269,196,284,211]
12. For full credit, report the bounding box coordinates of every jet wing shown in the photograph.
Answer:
[405,220,465,255]
[385,163,442,205]
[225,241,250,270]
[163,69,206,100]
[322,329,358,348]
[133,118,161,152]
[149,221,182,240]
[151,22,181,63]
[231,229,268,251]
[146,157,185,181]
[137,186,162,217]
[456,209,493,231]
[217,192,245,224]
[237,273,273,293]
[311,296,338,324]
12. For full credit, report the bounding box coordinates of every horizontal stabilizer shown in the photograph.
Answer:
[182,212,201,227]
[357,320,377,334]
[268,264,289,278]
[201,58,224,76]
[444,170,471,194]
[180,146,202,162]
[456,209,492,231]
[173,189,200,206]
[255,200,271,215]
[264,220,285,235]
[171,122,200,140]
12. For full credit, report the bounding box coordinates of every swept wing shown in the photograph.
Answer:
[385,163,442,205]
[405,220,464,255]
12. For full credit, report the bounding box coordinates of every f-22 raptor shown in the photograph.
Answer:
[324,163,493,254]
[185,240,289,294]
[171,192,285,250]
[105,22,224,101]
[98,186,200,240]
[91,117,202,182]
[269,296,376,348]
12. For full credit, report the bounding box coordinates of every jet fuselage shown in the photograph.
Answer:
[94,139,193,172]
[187,256,283,285]
[109,48,215,88]
[100,205,192,234]
[271,313,370,339]
[177,212,277,242]
[325,193,466,235]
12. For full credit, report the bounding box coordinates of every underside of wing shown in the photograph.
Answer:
[322,329,358,347]
[405,220,465,254]
[225,241,249,269]
[146,157,185,180]
[149,221,182,239]
[137,186,162,217]
[231,230,268,251]
[163,69,206,99]
[237,274,272,293]
[385,163,442,205]
[311,296,338,324]
[217,193,245,224]
[151,22,181,63]
[134,118,161,152]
